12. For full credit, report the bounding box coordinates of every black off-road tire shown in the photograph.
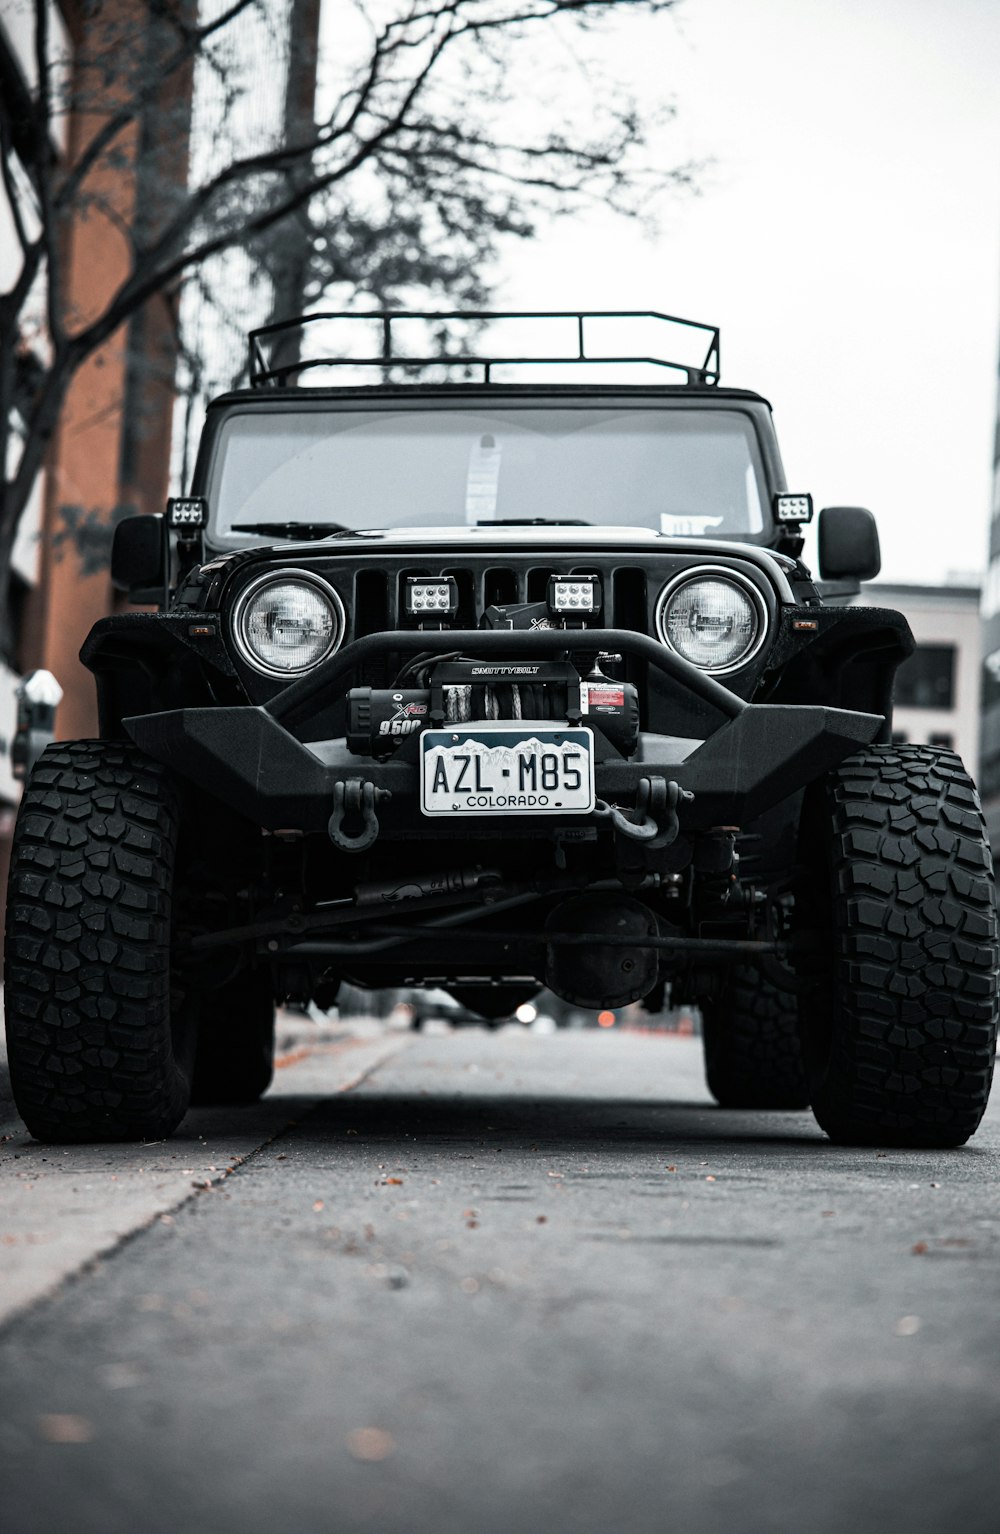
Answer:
[4,741,196,1144]
[190,969,275,1105]
[702,967,810,1109]
[801,744,998,1148]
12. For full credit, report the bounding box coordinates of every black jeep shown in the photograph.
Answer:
[5,311,997,1146]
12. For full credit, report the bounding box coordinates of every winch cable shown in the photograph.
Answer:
[444,685,473,723]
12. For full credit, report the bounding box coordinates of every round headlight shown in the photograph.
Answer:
[233,571,344,678]
[655,569,766,674]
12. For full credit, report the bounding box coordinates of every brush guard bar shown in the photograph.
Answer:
[123,626,882,836]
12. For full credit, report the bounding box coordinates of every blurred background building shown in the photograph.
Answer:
[980,336,1000,855]
[853,580,982,776]
[0,0,320,845]
[1,1,188,772]
[0,1,72,809]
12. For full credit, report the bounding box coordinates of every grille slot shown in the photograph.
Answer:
[483,566,519,607]
[354,569,389,636]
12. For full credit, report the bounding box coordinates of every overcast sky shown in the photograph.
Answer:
[495,0,1000,586]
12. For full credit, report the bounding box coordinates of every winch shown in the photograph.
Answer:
[346,658,640,758]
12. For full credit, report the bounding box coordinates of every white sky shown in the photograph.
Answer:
[494,0,1000,585]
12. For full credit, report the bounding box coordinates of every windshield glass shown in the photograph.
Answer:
[207,406,766,543]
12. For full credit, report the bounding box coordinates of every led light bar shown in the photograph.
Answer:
[548,574,602,618]
[405,576,459,619]
[773,493,814,524]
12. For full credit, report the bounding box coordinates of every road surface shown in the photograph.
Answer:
[1,1023,998,1534]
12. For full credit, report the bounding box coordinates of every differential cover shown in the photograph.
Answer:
[544,894,659,1009]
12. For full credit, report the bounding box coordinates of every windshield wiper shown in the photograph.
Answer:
[474,518,591,527]
[231,521,366,540]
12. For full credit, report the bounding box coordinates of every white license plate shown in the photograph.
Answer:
[420,726,595,816]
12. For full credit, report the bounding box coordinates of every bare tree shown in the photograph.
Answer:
[0,0,690,651]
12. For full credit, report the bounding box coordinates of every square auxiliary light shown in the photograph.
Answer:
[773,493,814,525]
[166,495,208,530]
[548,574,602,618]
[405,575,459,619]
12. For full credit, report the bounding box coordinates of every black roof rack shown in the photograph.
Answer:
[247,310,720,389]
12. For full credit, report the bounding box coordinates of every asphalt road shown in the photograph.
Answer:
[1,1024,999,1534]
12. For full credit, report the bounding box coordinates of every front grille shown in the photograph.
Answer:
[344,558,651,692]
[349,561,652,636]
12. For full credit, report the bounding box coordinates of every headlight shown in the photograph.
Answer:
[655,568,767,674]
[233,570,344,678]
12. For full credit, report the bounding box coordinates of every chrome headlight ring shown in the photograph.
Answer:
[230,568,346,679]
[654,564,769,676]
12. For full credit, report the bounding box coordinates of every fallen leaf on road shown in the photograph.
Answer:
[347,1427,394,1462]
[37,1414,93,1444]
[383,1177,403,1186]
[666,1165,677,1173]
[912,1242,928,1255]
[536,1216,547,1225]
[705,1176,716,1183]
[313,1201,325,1212]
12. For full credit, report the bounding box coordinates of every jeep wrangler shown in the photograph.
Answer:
[5,310,997,1146]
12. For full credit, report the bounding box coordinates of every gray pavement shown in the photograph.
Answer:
[1,1025,999,1534]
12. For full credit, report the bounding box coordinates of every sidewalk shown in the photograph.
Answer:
[0,1007,409,1330]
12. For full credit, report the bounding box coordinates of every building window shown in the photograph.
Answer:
[894,644,956,710]
[928,732,954,749]
[891,730,908,744]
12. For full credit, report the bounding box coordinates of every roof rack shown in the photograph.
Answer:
[247,310,721,389]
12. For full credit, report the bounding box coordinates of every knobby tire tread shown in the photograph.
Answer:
[809,744,998,1147]
[4,741,192,1143]
[703,967,810,1110]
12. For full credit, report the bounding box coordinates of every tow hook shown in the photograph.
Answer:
[594,777,694,848]
[328,781,391,852]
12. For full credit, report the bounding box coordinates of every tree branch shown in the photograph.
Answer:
[54,0,261,215]
[31,0,65,349]
[0,114,33,258]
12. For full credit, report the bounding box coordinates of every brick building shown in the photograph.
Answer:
[1,2,189,764]
[2,0,321,779]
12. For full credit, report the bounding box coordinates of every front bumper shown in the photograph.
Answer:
[124,623,882,835]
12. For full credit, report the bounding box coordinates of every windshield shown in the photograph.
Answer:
[207,405,767,543]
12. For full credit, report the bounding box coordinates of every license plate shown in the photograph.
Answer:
[420,726,595,816]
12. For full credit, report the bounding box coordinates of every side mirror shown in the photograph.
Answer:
[817,506,881,582]
[111,513,165,596]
